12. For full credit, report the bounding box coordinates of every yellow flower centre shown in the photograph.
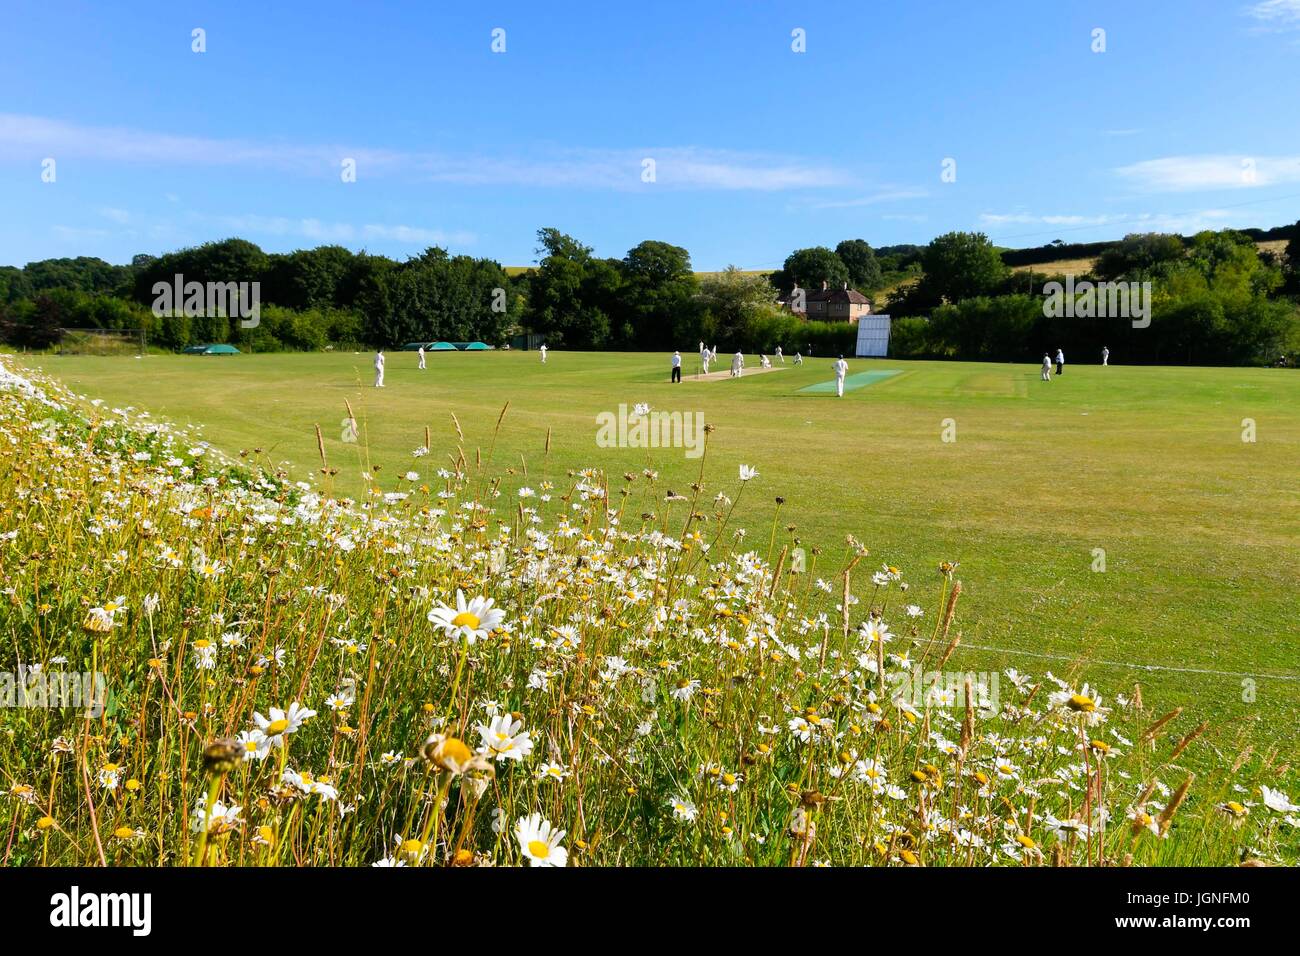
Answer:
[266,718,290,735]
[1015,834,1036,849]
[451,611,481,629]
[401,839,423,856]
[1068,694,1096,712]
[104,602,119,612]
[527,840,551,859]
[433,737,472,769]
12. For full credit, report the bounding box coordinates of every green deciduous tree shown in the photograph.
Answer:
[835,239,882,290]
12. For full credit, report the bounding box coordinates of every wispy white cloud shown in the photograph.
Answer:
[981,213,1122,226]
[0,113,851,192]
[52,225,112,241]
[805,187,929,210]
[981,208,1236,237]
[1114,154,1300,191]
[49,208,473,251]
[203,213,476,246]
[1242,0,1300,31]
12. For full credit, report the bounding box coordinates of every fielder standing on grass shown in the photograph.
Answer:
[417,345,426,370]
[1041,353,1052,381]
[1055,347,1065,375]
[539,343,547,364]
[671,350,682,383]
[834,354,849,397]
[1102,346,1109,366]
[374,349,385,388]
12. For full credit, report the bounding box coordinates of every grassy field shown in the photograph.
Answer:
[16,349,1299,771]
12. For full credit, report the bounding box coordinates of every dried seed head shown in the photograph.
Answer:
[203,737,242,776]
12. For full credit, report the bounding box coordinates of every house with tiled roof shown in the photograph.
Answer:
[778,281,872,322]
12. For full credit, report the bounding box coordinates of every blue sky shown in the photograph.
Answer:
[2,0,1299,270]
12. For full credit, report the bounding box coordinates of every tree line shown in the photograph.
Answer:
[1,223,1296,365]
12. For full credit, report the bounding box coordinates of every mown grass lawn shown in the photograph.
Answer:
[18,349,1300,768]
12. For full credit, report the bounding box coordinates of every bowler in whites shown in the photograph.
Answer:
[834,355,849,397]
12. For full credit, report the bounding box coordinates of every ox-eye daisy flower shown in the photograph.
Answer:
[252,702,317,748]
[515,813,567,867]
[536,762,569,782]
[428,590,505,644]
[84,596,127,632]
[192,797,242,834]
[237,730,270,761]
[477,715,534,762]
[1262,786,1299,813]
[669,796,698,822]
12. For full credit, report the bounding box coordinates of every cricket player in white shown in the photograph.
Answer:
[701,349,711,374]
[539,344,547,364]
[1041,354,1052,381]
[731,351,744,378]
[834,355,848,397]
[775,346,784,364]
[1101,346,1109,366]
[374,350,385,388]
[417,345,426,370]
[794,352,803,365]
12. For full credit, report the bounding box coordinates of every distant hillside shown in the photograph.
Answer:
[1001,223,1296,272]
[1009,240,1289,277]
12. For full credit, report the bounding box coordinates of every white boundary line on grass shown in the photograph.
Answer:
[921,639,1300,682]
